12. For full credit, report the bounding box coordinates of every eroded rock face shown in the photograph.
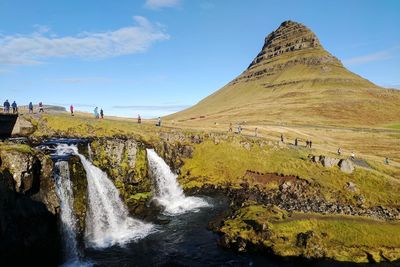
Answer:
[0,147,60,265]
[90,138,152,204]
[0,148,59,214]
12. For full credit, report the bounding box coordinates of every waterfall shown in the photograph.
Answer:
[146,149,210,215]
[54,160,80,263]
[87,143,93,162]
[70,145,155,249]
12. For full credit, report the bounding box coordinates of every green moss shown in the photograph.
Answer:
[0,143,35,154]
[220,205,400,263]
[128,192,152,201]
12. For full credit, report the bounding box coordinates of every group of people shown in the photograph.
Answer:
[3,100,44,114]
[93,107,104,119]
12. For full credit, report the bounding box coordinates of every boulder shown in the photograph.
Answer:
[339,159,355,174]
[321,156,340,168]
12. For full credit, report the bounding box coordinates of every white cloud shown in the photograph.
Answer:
[0,16,169,65]
[343,51,391,66]
[145,0,181,9]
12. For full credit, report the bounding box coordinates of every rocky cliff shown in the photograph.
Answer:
[0,144,60,265]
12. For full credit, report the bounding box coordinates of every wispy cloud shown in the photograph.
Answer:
[145,0,181,9]
[112,104,189,111]
[51,77,112,84]
[343,50,392,66]
[0,16,169,65]
[343,45,400,66]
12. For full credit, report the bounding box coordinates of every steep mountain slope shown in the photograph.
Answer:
[167,21,400,126]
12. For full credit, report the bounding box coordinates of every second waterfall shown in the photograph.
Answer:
[147,149,210,215]
[71,145,155,249]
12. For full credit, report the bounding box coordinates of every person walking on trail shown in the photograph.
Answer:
[309,140,312,149]
[38,102,44,113]
[3,100,10,113]
[254,127,258,137]
[28,102,33,113]
[280,134,284,143]
[11,101,17,114]
[156,117,161,126]
[384,157,389,165]
[70,105,74,116]
[94,107,99,119]
[337,148,341,156]
[137,114,141,124]
[350,152,355,160]
[237,125,242,134]
[306,140,309,148]
[100,108,104,119]
[294,138,298,146]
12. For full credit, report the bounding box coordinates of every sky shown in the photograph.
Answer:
[1,0,399,118]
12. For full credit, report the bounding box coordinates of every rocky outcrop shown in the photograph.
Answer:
[0,145,60,265]
[0,145,59,213]
[309,154,355,174]
[89,138,153,207]
[69,155,88,236]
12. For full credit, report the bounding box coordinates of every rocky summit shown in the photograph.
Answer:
[167,21,400,126]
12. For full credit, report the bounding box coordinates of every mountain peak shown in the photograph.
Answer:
[248,20,322,69]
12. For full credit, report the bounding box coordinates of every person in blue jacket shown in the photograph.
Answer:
[3,100,10,113]
[28,102,33,113]
[11,101,18,114]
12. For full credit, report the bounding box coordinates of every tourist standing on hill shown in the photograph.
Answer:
[100,108,104,119]
[254,127,258,137]
[384,157,390,165]
[280,134,284,143]
[28,102,33,113]
[94,107,99,119]
[309,140,312,148]
[39,102,44,112]
[337,148,341,156]
[350,152,355,160]
[156,117,161,126]
[70,105,74,116]
[295,138,298,146]
[138,114,141,124]
[11,101,17,114]
[3,100,10,113]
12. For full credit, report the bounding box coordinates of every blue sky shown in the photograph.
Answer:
[1,0,399,117]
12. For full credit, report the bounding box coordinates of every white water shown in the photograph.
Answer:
[54,160,80,263]
[87,143,93,162]
[146,149,210,215]
[69,145,155,249]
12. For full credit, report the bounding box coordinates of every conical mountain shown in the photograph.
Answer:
[167,21,400,126]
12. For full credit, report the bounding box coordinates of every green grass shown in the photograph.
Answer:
[386,123,400,130]
[180,138,400,207]
[220,204,400,262]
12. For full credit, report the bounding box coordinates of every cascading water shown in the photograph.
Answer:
[146,149,210,215]
[70,145,155,249]
[54,160,80,264]
[87,143,93,162]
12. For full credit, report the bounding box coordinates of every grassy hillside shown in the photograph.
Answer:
[166,22,400,127]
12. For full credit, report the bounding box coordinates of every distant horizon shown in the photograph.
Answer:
[1,0,399,117]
